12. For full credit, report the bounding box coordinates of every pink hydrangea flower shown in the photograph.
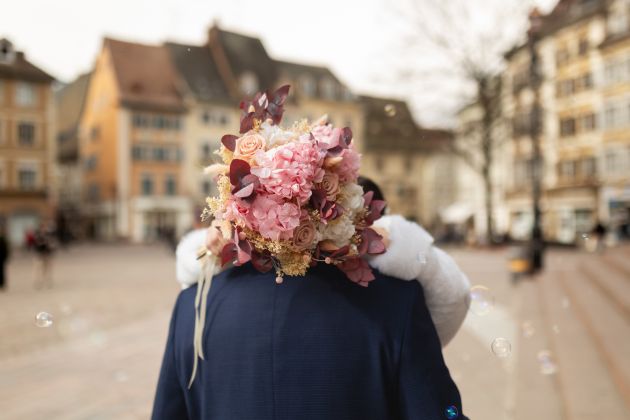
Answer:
[310,124,340,151]
[250,194,301,240]
[334,145,360,183]
[252,140,325,204]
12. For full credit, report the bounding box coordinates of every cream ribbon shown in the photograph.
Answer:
[188,249,219,389]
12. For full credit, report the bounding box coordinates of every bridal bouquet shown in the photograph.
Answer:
[204,85,386,286]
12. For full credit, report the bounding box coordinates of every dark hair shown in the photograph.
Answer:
[358,176,386,202]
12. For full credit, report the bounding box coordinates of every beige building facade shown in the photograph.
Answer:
[501,0,630,243]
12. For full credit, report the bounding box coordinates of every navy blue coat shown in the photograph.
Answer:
[152,263,467,420]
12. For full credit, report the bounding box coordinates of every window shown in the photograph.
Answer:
[153,116,166,129]
[84,155,98,171]
[559,160,576,179]
[132,146,144,160]
[578,38,589,55]
[299,75,316,96]
[604,104,621,128]
[153,147,166,161]
[320,78,336,100]
[18,122,35,146]
[133,114,149,128]
[202,111,211,124]
[202,143,212,160]
[581,157,597,178]
[18,167,37,190]
[15,82,36,107]
[90,126,100,141]
[141,174,154,196]
[87,184,100,202]
[580,113,596,131]
[165,175,177,196]
[605,150,625,174]
[559,118,576,137]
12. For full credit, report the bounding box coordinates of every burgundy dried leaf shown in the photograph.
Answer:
[340,127,353,147]
[365,200,387,225]
[239,113,255,134]
[360,228,386,255]
[229,159,251,186]
[270,85,290,106]
[363,191,374,207]
[220,242,237,267]
[221,134,238,152]
[338,257,375,287]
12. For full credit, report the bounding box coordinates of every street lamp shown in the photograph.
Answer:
[528,9,545,273]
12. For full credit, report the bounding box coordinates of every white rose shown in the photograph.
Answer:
[320,214,356,247]
[260,121,296,147]
[340,183,365,215]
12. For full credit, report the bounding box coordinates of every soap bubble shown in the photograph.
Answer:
[469,285,494,316]
[491,338,512,358]
[581,233,589,240]
[561,297,570,309]
[35,312,53,328]
[444,405,459,419]
[537,350,557,375]
[384,104,397,117]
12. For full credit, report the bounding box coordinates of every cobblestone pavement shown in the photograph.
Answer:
[0,242,629,419]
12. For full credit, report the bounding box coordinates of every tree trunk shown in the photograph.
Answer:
[479,77,495,244]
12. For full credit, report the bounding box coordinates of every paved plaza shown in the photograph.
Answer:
[0,242,629,419]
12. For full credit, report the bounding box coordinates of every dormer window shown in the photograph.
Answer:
[320,77,336,100]
[0,39,16,64]
[299,75,316,97]
[239,72,259,95]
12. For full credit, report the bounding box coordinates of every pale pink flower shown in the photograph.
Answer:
[250,194,301,240]
[334,145,360,183]
[311,124,340,151]
[252,140,325,204]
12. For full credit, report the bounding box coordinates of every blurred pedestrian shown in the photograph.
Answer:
[33,224,55,289]
[0,224,9,291]
[592,221,607,253]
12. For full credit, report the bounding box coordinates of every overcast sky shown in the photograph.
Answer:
[2,0,557,127]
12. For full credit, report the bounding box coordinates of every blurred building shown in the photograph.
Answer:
[56,72,90,240]
[79,38,189,242]
[360,96,457,227]
[501,0,630,244]
[0,38,55,246]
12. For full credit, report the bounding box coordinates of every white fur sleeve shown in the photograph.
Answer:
[370,215,471,347]
[175,229,207,289]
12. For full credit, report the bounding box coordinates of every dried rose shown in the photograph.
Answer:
[318,172,340,199]
[234,132,266,162]
[293,221,316,249]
